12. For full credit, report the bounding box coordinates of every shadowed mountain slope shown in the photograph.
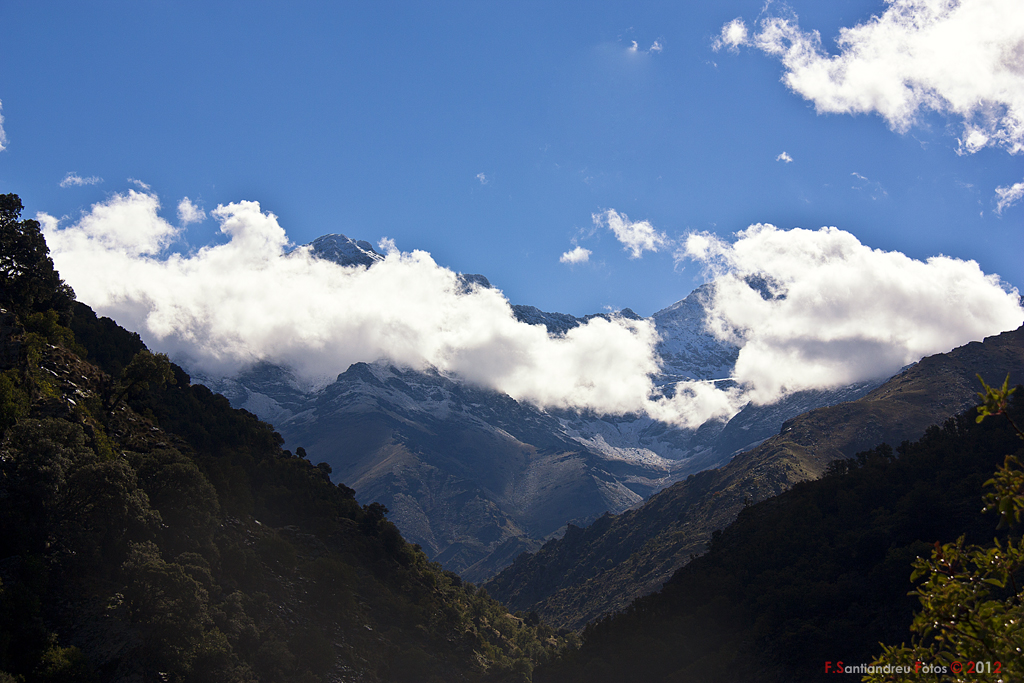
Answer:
[534,395,1024,682]
[486,326,1024,629]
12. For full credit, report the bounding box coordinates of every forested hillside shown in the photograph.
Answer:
[534,395,1024,682]
[0,194,567,682]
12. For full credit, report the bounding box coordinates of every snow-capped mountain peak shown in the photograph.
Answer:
[308,233,384,267]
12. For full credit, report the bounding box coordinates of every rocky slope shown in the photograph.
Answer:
[485,326,1024,630]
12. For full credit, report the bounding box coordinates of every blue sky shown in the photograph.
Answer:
[1,0,1021,319]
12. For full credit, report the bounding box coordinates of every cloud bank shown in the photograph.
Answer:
[681,224,1023,404]
[718,0,1024,155]
[42,189,734,429]
[41,189,1022,429]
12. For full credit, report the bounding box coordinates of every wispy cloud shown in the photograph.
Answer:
[850,171,888,199]
[560,246,591,265]
[476,172,489,185]
[628,39,663,55]
[995,179,1024,214]
[720,0,1024,155]
[681,224,1022,405]
[177,197,206,225]
[594,209,670,259]
[60,172,103,188]
[776,151,793,163]
[0,100,7,152]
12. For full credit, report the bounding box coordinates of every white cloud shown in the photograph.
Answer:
[649,41,663,53]
[42,187,735,429]
[729,0,1024,155]
[995,178,1024,213]
[476,172,489,185]
[0,99,7,152]
[713,18,749,52]
[680,223,1023,405]
[560,246,592,264]
[628,40,639,53]
[60,172,103,188]
[776,151,793,163]
[177,197,206,225]
[594,209,670,259]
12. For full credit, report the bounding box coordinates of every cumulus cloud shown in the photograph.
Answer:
[725,0,1024,155]
[60,172,103,188]
[594,209,670,259]
[680,224,1023,405]
[713,18,749,52]
[177,197,206,225]
[776,151,794,163]
[560,246,592,265]
[476,172,488,185]
[0,100,7,152]
[994,178,1024,213]
[649,41,663,53]
[41,188,734,429]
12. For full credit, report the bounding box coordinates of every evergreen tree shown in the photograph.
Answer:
[0,194,75,320]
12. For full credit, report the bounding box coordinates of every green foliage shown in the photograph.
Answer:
[0,370,28,435]
[865,379,1024,683]
[68,302,145,378]
[22,310,86,357]
[107,349,176,413]
[33,638,92,682]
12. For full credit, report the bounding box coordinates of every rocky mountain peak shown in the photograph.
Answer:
[308,233,384,267]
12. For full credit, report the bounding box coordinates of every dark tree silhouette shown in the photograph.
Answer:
[0,194,75,320]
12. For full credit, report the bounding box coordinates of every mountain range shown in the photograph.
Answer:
[192,234,886,580]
